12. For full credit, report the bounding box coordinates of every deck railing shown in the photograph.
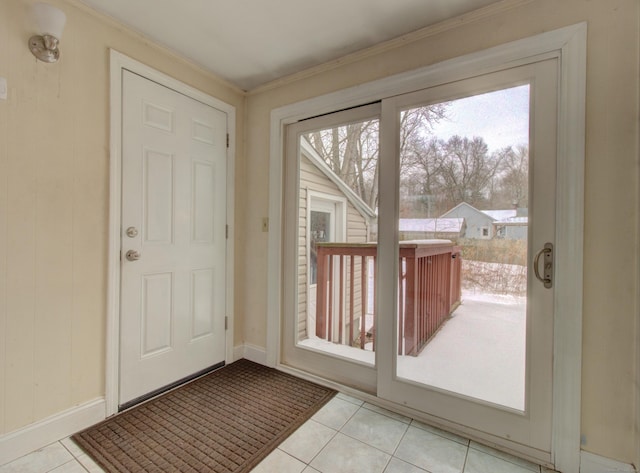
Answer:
[315,240,462,356]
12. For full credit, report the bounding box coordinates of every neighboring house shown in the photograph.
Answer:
[298,138,376,342]
[398,218,465,240]
[485,208,528,240]
[441,202,528,240]
[440,202,497,239]
[493,215,528,240]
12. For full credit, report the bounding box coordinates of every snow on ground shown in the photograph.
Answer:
[397,292,526,411]
[302,258,528,411]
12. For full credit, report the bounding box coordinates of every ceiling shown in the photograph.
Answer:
[77,0,502,91]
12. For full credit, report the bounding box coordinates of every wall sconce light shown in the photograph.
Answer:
[28,3,67,63]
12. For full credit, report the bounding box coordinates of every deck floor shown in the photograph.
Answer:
[300,291,526,410]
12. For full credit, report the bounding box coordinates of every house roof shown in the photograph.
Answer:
[494,216,528,225]
[399,218,464,233]
[300,138,377,220]
[441,202,528,225]
[440,202,492,221]
[482,209,517,221]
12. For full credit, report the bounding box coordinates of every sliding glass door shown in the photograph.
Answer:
[282,58,559,458]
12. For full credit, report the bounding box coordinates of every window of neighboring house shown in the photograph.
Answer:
[481,227,490,237]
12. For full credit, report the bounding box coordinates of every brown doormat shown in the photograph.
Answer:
[73,359,336,472]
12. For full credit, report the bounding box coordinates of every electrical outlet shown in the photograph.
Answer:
[261,218,269,232]
[0,77,7,100]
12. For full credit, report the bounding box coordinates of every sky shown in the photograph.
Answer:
[426,84,530,151]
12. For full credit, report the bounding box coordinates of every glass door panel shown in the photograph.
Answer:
[377,59,557,454]
[396,85,530,411]
[281,103,381,392]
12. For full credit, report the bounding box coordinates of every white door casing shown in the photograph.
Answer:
[119,70,227,406]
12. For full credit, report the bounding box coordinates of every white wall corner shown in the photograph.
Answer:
[580,451,637,473]
[233,344,245,362]
[0,398,106,466]
[235,343,268,365]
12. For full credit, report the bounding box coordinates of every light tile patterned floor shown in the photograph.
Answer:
[0,393,556,472]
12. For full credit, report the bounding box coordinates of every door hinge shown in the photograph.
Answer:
[226,133,229,148]
[225,224,229,239]
[225,316,228,330]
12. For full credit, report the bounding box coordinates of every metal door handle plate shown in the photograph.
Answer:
[533,242,553,289]
[125,249,141,261]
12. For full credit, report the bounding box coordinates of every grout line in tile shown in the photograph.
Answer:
[461,444,470,472]
[287,420,340,467]
[361,402,412,424]
[46,458,84,473]
[468,441,541,472]
[60,438,83,460]
[335,392,365,406]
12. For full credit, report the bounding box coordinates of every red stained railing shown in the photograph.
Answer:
[315,240,462,356]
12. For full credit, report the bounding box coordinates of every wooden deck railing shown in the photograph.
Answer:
[315,240,462,356]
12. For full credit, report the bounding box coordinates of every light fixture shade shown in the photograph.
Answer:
[32,2,66,39]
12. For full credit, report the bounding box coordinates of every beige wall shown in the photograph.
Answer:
[244,0,639,465]
[1,0,638,467]
[0,0,244,435]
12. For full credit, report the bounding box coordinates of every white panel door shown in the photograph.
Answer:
[120,70,227,406]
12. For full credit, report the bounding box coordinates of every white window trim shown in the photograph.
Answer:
[267,24,585,473]
[306,191,347,339]
[307,191,348,283]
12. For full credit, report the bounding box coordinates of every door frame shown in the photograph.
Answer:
[106,50,236,417]
[267,24,586,472]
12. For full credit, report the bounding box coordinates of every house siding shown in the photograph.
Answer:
[441,204,495,239]
[297,155,369,342]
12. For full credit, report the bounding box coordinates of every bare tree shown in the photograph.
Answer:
[401,136,445,216]
[495,145,528,208]
[438,135,504,210]
[305,104,446,211]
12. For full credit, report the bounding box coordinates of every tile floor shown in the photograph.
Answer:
[0,392,557,473]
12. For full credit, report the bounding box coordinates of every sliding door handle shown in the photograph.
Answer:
[533,242,553,289]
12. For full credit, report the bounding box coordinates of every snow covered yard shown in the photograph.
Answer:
[397,290,526,411]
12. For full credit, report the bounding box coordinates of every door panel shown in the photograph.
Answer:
[282,104,381,392]
[378,59,557,454]
[120,71,227,406]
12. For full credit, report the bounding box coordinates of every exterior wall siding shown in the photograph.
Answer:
[297,155,369,342]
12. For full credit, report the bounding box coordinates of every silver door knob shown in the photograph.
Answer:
[125,250,141,261]
[125,226,138,238]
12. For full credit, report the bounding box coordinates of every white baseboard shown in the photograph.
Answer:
[0,398,106,466]
[232,344,245,362]
[233,343,267,365]
[581,451,636,473]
